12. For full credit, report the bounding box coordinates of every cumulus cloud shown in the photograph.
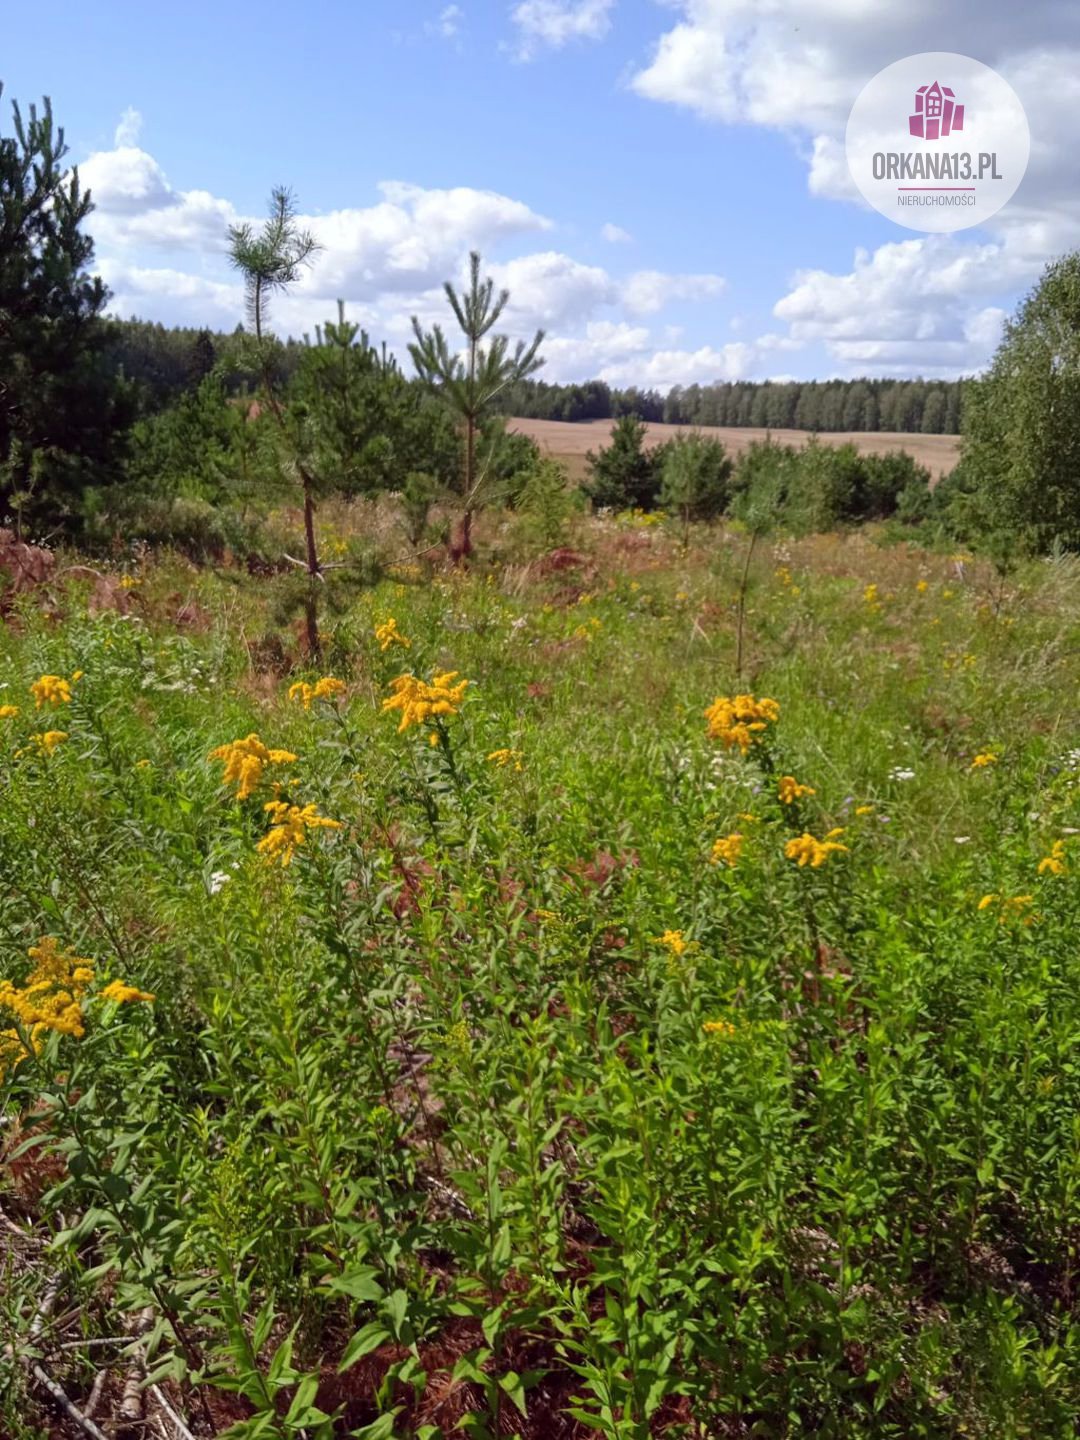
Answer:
[509,0,615,60]
[772,235,1030,375]
[601,221,632,243]
[85,116,759,388]
[623,269,725,314]
[629,0,1080,374]
[113,107,143,148]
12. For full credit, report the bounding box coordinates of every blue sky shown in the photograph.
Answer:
[4,1,1077,388]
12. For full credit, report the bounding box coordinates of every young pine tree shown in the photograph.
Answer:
[409,251,544,562]
[228,188,323,651]
[0,84,132,534]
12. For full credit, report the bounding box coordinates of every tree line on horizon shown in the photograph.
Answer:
[5,76,1080,572]
[105,324,966,436]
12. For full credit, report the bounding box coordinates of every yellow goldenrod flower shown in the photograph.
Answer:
[970,752,998,769]
[30,673,77,708]
[256,800,342,867]
[855,804,875,816]
[778,775,815,805]
[1037,840,1067,876]
[288,676,346,710]
[375,617,411,652]
[209,734,298,801]
[737,812,759,823]
[710,833,743,868]
[703,1018,737,1038]
[99,979,155,1004]
[382,671,469,733]
[487,748,524,771]
[0,938,96,1075]
[31,730,68,756]
[916,579,929,594]
[658,929,687,956]
[704,694,780,754]
[978,893,1036,925]
[785,830,849,868]
[0,704,19,719]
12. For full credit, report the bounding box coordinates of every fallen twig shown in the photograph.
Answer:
[29,1360,111,1440]
[149,1382,199,1440]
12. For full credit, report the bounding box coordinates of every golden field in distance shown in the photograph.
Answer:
[509,415,962,482]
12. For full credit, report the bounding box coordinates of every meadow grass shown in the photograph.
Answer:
[2,512,1080,1438]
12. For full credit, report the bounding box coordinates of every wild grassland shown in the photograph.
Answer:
[2,510,1080,1438]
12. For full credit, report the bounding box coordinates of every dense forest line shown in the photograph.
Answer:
[104,320,967,434]
[496,375,967,432]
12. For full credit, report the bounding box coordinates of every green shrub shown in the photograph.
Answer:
[658,431,733,533]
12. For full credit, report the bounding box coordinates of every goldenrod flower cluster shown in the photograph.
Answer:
[778,775,815,805]
[257,800,342,867]
[288,676,346,710]
[703,1018,737,1038]
[785,829,849,868]
[487,748,523,771]
[0,704,19,719]
[704,694,779,754]
[710,833,743,868]
[375,617,411,652]
[100,979,156,1004]
[210,734,298,801]
[30,730,68,756]
[658,929,688,957]
[0,938,149,1079]
[30,671,82,708]
[1038,841,1067,876]
[970,752,998,769]
[978,893,1036,925]
[383,671,469,733]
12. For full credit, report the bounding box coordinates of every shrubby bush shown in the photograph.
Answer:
[728,437,931,534]
[583,413,666,511]
[659,431,734,532]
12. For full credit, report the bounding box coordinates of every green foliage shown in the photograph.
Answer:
[125,376,272,510]
[514,456,578,552]
[730,437,931,534]
[290,303,460,501]
[500,375,967,434]
[4,535,1080,1434]
[961,251,1080,553]
[409,251,545,557]
[0,83,133,534]
[583,413,663,511]
[658,431,733,530]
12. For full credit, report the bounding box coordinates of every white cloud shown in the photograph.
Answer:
[601,221,632,243]
[113,107,142,148]
[489,250,616,326]
[81,145,175,216]
[623,269,725,314]
[85,118,764,389]
[772,235,1032,375]
[629,1,1080,375]
[510,0,614,60]
[425,4,463,39]
[97,259,242,325]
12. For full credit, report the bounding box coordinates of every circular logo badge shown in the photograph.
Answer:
[845,52,1029,233]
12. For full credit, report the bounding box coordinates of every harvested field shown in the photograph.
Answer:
[509,415,961,482]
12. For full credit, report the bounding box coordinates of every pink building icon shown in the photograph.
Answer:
[909,82,964,140]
